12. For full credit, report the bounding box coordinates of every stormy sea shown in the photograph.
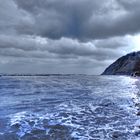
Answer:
[0,75,140,140]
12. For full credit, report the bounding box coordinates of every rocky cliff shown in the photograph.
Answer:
[102,51,140,76]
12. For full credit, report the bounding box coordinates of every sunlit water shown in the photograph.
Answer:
[0,75,140,140]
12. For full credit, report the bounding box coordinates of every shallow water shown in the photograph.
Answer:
[0,75,140,140]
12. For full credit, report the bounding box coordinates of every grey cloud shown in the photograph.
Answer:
[117,0,140,11]
[0,55,110,74]
[44,38,124,60]
[0,34,123,61]
[0,0,33,35]
[14,0,100,39]
[94,37,128,49]
[1,0,140,41]
[12,0,140,40]
[0,0,139,74]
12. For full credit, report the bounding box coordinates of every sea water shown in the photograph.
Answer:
[0,75,140,140]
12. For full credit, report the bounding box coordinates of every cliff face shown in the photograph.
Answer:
[102,51,140,76]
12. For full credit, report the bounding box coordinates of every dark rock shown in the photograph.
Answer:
[48,124,71,140]
[28,120,35,126]
[110,131,126,139]
[31,129,46,135]
[89,129,108,139]
[11,123,21,129]
[137,111,140,116]
[99,99,115,107]
[102,51,140,76]
[135,130,140,136]
[42,119,49,128]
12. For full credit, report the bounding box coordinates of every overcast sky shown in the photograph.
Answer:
[0,0,140,74]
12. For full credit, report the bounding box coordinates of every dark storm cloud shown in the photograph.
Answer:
[1,0,140,40]
[0,0,139,74]
[14,0,101,40]
[13,0,140,40]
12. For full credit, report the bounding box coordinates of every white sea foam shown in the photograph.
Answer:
[0,75,140,139]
